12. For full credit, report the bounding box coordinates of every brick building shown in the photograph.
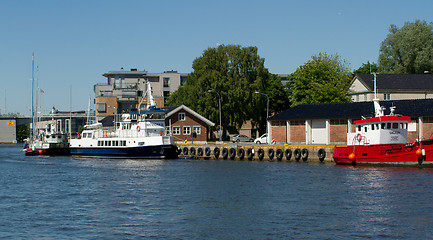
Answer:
[268,99,433,145]
[164,105,215,144]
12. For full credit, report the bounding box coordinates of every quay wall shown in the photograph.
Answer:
[177,144,334,163]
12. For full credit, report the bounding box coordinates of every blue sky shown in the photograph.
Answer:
[1,0,432,114]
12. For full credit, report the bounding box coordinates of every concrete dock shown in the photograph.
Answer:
[177,144,334,163]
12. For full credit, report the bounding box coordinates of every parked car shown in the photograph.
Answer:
[254,133,268,144]
[230,134,254,143]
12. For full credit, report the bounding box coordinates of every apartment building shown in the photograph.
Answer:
[94,68,187,121]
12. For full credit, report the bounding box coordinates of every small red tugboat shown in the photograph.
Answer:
[333,74,433,167]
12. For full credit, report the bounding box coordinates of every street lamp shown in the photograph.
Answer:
[208,90,222,141]
[255,91,269,140]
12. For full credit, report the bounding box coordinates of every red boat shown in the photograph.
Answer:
[333,74,433,167]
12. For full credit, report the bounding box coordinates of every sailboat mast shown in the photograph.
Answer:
[31,53,35,139]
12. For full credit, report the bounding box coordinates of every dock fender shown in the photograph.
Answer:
[294,148,301,161]
[205,147,211,156]
[285,149,292,161]
[247,148,254,160]
[238,148,245,160]
[268,148,275,160]
[318,149,326,162]
[183,147,189,155]
[258,149,265,161]
[214,147,220,159]
[190,147,196,156]
[197,147,203,156]
[276,149,283,161]
[301,148,309,161]
[229,148,236,160]
[222,148,229,159]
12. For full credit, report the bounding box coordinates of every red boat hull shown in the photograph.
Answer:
[333,139,433,167]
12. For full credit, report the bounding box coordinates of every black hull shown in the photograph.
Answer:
[70,144,179,159]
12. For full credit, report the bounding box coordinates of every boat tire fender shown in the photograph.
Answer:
[190,147,196,156]
[247,148,254,160]
[214,147,220,159]
[285,149,292,161]
[301,148,309,161]
[258,149,265,161]
[268,148,275,160]
[294,149,301,161]
[229,148,236,160]
[318,149,326,162]
[222,148,229,159]
[183,147,188,155]
[238,148,245,160]
[276,149,283,161]
[205,147,211,156]
[197,147,203,156]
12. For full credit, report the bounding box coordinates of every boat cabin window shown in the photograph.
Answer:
[358,125,361,132]
[87,133,92,138]
[387,123,391,129]
[371,124,375,130]
[82,133,87,138]
[98,141,103,146]
[364,126,368,132]
[392,123,398,129]
[381,123,386,129]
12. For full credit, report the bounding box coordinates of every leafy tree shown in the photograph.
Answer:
[378,20,433,74]
[288,53,352,107]
[354,61,378,74]
[166,45,288,137]
[17,123,30,142]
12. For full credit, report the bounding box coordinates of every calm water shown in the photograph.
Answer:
[1,144,433,239]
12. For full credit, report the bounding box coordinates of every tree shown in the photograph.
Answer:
[378,20,433,74]
[166,45,288,137]
[354,61,378,74]
[288,53,352,107]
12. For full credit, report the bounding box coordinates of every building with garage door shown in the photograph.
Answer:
[267,99,433,145]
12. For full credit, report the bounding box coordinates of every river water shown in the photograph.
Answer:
[1,144,433,239]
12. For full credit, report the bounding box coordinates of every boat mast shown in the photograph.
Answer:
[31,53,35,139]
[372,73,384,117]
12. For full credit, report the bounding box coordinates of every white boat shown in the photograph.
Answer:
[69,81,179,159]
[25,120,70,156]
[69,110,178,158]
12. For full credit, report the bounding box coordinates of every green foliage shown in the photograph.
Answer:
[17,123,30,142]
[166,45,288,134]
[378,20,433,74]
[354,61,378,74]
[288,53,352,107]
[78,125,85,133]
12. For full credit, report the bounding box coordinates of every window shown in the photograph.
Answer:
[65,119,70,133]
[97,102,106,112]
[358,125,361,132]
[382,123,386,129]
[392,123,398,129]
[163,77,170,88]
[173,126,180,135]
[57,120,62,132]
[166,126,171,135]
[387,123,391,129]
[193,126,201,135]
[183,126,191,135]
[384,93,391,100]
[179,113,185,121]
[371,124,375,130]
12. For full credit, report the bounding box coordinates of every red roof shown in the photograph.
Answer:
[354,115,411,124]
